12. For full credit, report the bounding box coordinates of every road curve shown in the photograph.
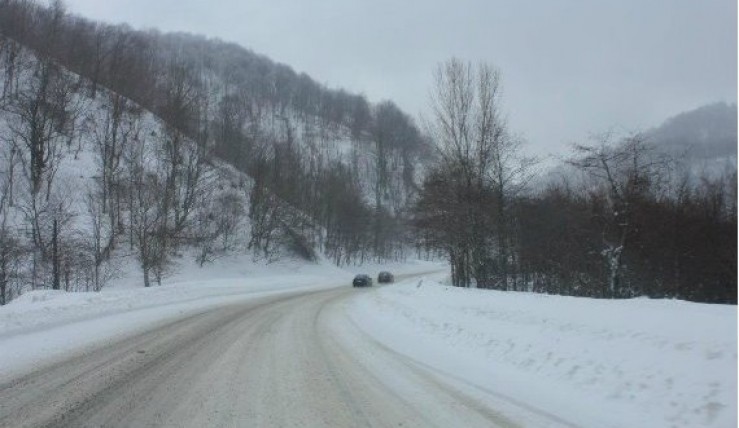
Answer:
[0,284,523,428]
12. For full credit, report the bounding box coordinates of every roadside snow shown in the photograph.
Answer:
[0,257,350,382]
[0,256,347,338]
[340,258,446,278]
[0,256,443,383]
[348,276,737,428]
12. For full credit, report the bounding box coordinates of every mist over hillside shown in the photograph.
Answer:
[648,102,737,160]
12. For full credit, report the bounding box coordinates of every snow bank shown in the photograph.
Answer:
[0,256,442,382]
[0,256,352,380]
[349,276,737,428]
[0,256,348,337]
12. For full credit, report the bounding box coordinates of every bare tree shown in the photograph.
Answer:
[0,169,24,304]
[5,58,80,200]
[569,132,668,297]
[87,93,140,241]
[247,161,285,261]
[420,58,528,288]
[125,129,169,287]
[0,36,26,99]
[84,186,116,291]
[194,189,244,266]
[155,58,209,243]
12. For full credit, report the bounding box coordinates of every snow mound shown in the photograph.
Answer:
[0,255,350,338]
[11,290,69,304]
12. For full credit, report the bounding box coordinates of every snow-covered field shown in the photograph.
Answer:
[349,275,738,428]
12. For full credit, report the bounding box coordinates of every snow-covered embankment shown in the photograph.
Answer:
[0,258,352,382]
[348,276,737,428]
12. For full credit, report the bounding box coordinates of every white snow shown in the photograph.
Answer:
[0,255,345,381]
[2,259,734,428]
[347,275,738,428]
[0,256,442,384]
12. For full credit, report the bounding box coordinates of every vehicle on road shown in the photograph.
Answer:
[377,271,394,283]
[353,274,373,287]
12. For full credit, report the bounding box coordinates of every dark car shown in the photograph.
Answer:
[352,274,373,287]
[377,271,394,283]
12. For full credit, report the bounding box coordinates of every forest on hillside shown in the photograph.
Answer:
[0,0,430,304]
[0,0,735,305]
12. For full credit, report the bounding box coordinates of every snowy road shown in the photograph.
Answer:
[0,281,562,428]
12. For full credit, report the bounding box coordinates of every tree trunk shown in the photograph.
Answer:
[52,217,60,290]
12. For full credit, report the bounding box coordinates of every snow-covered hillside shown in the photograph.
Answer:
[348,276,738,428]
[158,32,426,209]
[0,40,267,301]
[0,20,429,306]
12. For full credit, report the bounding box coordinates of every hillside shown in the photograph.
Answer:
[0,0,429,213]
[648,102,737,160]
[0,0,430,304]
[0,38,268,301]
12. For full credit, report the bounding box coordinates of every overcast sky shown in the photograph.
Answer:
[62,0,736,158]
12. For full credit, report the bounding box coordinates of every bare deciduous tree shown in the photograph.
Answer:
[420,58,529,288]
[125,129,169,287]
[569,132,668,297]
[0,170,24,304]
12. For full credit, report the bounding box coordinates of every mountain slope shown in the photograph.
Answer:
[0,37,268,301]
[0,0,430,304]
[648,102,737,160]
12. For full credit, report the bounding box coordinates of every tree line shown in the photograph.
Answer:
[414,58,736,304]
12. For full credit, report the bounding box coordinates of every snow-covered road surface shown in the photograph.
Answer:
[0,281,568,428]
[2,263,733,428]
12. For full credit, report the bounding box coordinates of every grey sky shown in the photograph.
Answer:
[62,0,737,158]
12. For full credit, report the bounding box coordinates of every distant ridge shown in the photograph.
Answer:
[647,102,737,159]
